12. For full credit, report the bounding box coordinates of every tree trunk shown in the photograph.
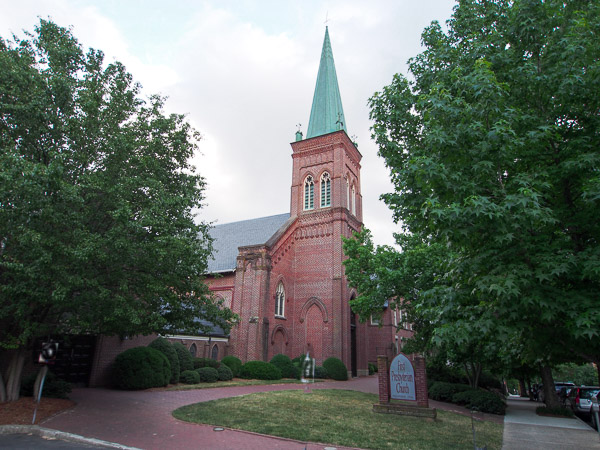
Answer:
[540,365,560,409]
[33,366,49,401]
[463,361,482,388]
[0,370,6,403]
[518,377,528,397]
[4,348,27,402]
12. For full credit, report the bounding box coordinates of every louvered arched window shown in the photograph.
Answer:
[346,178,350,210]
[304,175,314,210]
[275,282,285,317]
[351,185,356,215]
[320,172,331,207]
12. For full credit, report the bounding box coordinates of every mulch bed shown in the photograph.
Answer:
[0,397,75,425]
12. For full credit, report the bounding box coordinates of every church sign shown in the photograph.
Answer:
[389,353,416,401]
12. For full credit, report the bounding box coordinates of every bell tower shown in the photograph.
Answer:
[290,27,362,222]
[287,27,362,367]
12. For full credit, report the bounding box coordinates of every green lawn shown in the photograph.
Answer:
[173,389,503,449]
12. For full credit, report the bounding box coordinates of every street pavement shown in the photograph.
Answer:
[502,395,600,449]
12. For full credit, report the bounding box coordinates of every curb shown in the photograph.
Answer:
[0,425,140,449]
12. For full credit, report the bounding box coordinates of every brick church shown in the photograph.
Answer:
[53,28,409,387]
[196,27,409,377]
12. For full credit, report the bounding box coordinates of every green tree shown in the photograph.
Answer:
[361,0,599,408]
[0,20,235,401]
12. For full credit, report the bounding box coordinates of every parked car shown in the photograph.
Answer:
[566,386,600,417]
[591,393,599,430]
[539,382,575,403]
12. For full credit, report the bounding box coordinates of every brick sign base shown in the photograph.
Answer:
[374,354,436,419]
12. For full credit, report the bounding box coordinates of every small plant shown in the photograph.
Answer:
[270,354,299,379]
[536,406,574,417]
[196,367,219,383]
[172,342,194,372]
[452,390,506,415]
[368,362,378,375]
[148,337,180,384]
[314,366,328,379]
[180,370,201,384]
[217,364,234,381]
[240,361,282,380]
[194,357,220,369]
[113,346,171,390]
[221,356,242,377]
[20,370,72,399]
[292,355,305,366]
[323,357,348,381]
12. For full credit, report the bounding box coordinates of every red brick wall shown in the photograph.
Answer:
[89,334,157,387]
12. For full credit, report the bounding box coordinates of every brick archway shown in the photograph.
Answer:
[270,324,289,357]
[304,303,324,363]
[299,297,328,324]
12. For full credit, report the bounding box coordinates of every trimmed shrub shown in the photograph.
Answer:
[452,390,506,415]
[221,356,242,377]
[428,382,475,402]
[217,364,233,381]
[196,367,219,383]
[194,357,220,369]
[368,362,378,375]
[180,370,200,384]
[292,355,305,366]
[240,361,282,380]
[314,366,328,379]
[113,346,170,390]
[148,337,180,384]
[20,370,72,399]
[323,357,348,381]
[270,354,299,379]
[173,342,194,372]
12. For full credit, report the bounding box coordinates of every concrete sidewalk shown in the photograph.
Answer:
[502,396,600,449]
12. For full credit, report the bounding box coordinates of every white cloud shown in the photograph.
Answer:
[0,0,457,246]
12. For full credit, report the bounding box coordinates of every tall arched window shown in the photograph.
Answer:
[189,343,197,357]
[346,177,350,210]
[211,344,219,360]
[351,185,356,215]
[320,172,331,207]
[304,175,314,210]
[275,282,285,317]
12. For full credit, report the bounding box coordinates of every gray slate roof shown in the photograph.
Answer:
[207,213,291,273]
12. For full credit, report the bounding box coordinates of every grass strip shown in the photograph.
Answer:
[173,389,503,449]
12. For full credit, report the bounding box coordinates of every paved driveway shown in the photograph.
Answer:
[41,379,378,450]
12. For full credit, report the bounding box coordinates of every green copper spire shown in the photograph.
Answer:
[306,27,346,139]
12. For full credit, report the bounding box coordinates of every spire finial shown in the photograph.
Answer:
[306,26,346,139]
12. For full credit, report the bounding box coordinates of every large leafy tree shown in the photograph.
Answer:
[349,0,599,407]
[0,20,234,401]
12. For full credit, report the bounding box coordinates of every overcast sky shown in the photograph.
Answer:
[1,0,456,247]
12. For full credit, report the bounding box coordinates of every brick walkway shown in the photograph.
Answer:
[38,377,501,449]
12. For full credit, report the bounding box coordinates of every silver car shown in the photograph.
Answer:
[592,394,599,430]
[566,386,600,417]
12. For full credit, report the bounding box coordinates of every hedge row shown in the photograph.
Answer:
[113,345,351,389]
[429,381,506,415]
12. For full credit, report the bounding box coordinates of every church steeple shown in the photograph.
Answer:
[306,27,346,139]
